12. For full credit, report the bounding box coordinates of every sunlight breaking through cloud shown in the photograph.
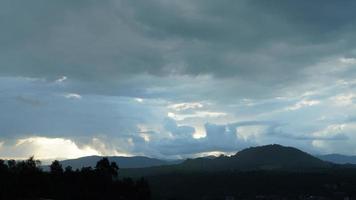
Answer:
[1,137,99,160]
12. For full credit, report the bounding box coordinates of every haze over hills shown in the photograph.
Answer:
[317,154,356,164]
[54,155,182,169]
[119,144,337,177]
[175,144,332,171]
[53,144,356,174]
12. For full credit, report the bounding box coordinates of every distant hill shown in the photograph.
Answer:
[54,155,182,170]
[48,145,347,176]
[317,154,356,164]
[182,144,332,171]
[120,144,334,177]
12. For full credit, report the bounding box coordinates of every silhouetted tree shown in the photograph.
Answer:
[65,165,73,173]
[0,156,150,200]
[95,157,119,179]
[50,160,63,175]
[81,166,93,173]
[110,161,119,177]
[7,159,16,170]
[16,156,41,173]
[95,157,111,170]
[0,159,8,172]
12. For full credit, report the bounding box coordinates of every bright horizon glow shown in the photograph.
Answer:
[0,137,100,160]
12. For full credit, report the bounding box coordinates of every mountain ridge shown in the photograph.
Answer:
[119,144,340,177]
[51,155,182,170]
[51,144,355,175]
[317,154,356,164]
[180,144,332,171]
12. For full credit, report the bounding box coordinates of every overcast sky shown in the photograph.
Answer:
[1,0,356,160]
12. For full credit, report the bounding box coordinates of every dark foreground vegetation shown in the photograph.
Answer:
[118,145,356,200]
[0,157,150,200]
[3,145,356,200]
[146,170,356,200]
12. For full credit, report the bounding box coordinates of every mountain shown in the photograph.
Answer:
[317,154,356,164]
[182,144,332,171]
[232,144,331,169]
[120,144,334,177]
[56,155,182,169]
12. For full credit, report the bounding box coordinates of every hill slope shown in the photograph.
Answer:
[57,155,181,169]
[121,144,333,177]
[317,154,356,164]
[182,144,331,170]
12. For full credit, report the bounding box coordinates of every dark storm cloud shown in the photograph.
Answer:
[2,1,356,158]
[1,0,356,84]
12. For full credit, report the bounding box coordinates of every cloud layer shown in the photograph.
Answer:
[1,0,356,159]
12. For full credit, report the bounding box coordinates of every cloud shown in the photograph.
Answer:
[168,102,204,111]
[0,137,99,160]
[2,1,356,158]
[146,121,259,157]
[1,0,356,87]
[310,123,356,155]
[266,124,348,141]
[15,96,43,106]
[163,117,195,139]
[63,93,82,100]
[340,57,356,65]
[285,99,320,111]
[2,75,356,158]
[55,76,68,83]
[331,93,356,106]
[168,110,228,121]
[0,77,167,140]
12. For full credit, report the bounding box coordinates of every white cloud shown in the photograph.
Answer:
[168,102,203,111]
[340,57,356,65]
[55,76,67,83]
[285,99,320,111]
[194,151,235,158]
[63,93,82,99]
[311,124,346,139]
[192,125,206,139]
[89,138,132,157]
[331,93,356,106]
[310,123,356,155]
[236,125,267,142]
[135,98,144,103]
[0,137,99,160]
[140,133,150,142]
[168,111,227,121]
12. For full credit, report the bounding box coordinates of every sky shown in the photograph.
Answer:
[1,0,356,160]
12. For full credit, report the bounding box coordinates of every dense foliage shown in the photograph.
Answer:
[145,170,356,200]
[0,157,150,200]
[3,145,356,200]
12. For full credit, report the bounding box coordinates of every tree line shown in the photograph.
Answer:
[0,156,150,200]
